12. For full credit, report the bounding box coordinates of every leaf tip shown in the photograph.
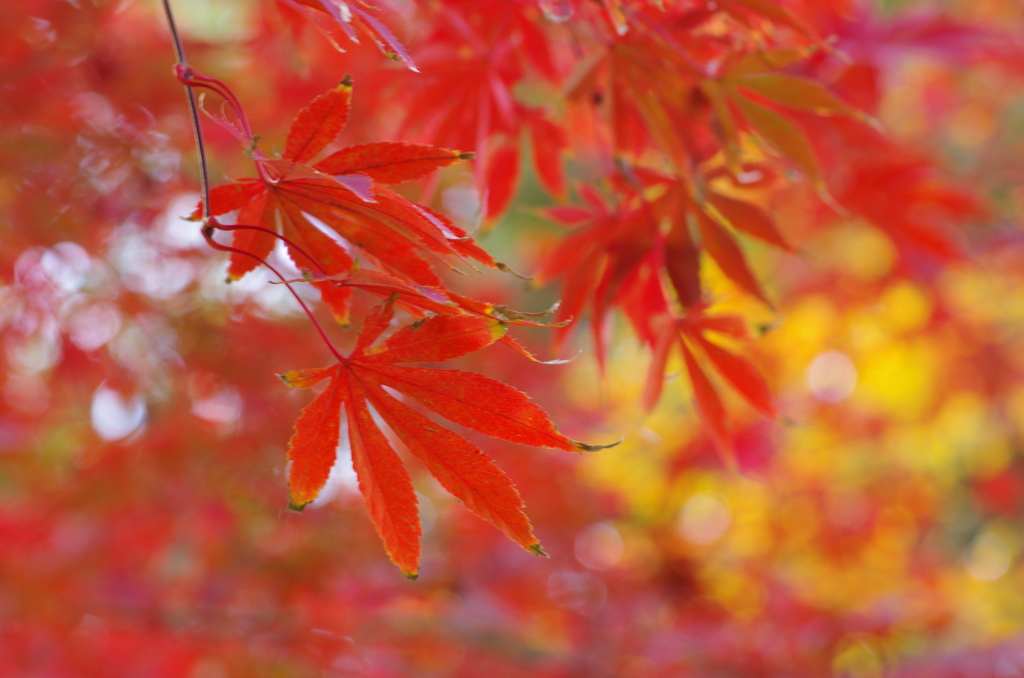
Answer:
[496,261,533,281]
[537,349,582,365]
[530,543,549,558]
[572,435,624,453]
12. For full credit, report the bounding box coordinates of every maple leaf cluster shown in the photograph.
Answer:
[157,0,987,574]
[171,3,623,576]
[7,0,1024,674]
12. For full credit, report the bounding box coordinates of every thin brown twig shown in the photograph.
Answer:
[161,0,211,223]
[203,229,345,362]
[212,224,332,278]
[162,0,343,362]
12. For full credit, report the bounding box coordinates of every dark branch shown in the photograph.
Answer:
[161,0,211,223]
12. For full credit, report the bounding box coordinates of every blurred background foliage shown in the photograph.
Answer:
[5,0,1024,675]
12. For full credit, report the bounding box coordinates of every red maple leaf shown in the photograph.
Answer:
[397,2,567,220]
[194,76,492,324]
[702,49,879,194]
[537,166,791,364]
[564,9,870,197]
[538,172,780,457]
[281,0,418,70]
[644,304,776,456]
[536,184,666,366]
[280,297,608,578]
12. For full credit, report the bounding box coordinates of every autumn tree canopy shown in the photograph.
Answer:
[4,0,1024,675]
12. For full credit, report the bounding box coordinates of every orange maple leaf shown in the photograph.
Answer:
[280,298,606,578]
[644,304,776,459]
[197,79,490,325]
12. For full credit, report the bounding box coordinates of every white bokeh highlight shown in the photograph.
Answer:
[806,350,858,403]
[575,522,625,570]
[966,532,1012,582]
[678,493,731,545]
[91,385,146,441]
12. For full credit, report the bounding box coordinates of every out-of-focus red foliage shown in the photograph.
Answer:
[5,0,1024,674]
